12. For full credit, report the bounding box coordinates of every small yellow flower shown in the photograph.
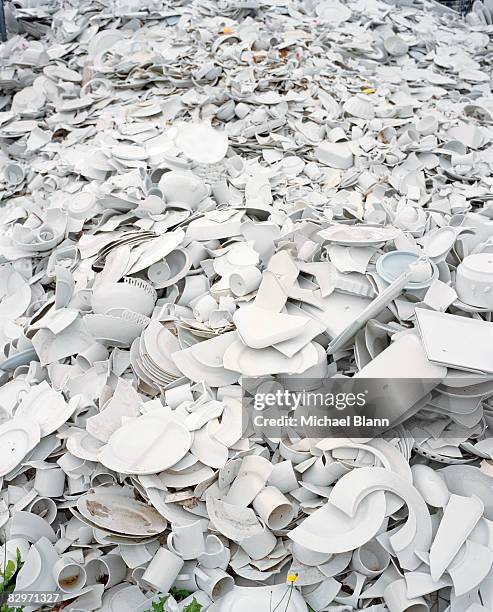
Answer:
[362,87,376,94]
[287,574,298,583]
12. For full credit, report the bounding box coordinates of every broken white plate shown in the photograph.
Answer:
[15,381,78,437]
[429,494,484,581]
[77,486,167,537]
[98,412,192,475]
[319,225,398,246]
[175,123,229,164]
[0,418,41,477]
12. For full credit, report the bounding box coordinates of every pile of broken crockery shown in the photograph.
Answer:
[1,0,493,610]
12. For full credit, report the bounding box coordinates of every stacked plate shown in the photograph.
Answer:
[73,485,168,545]
[130,319,182,392]
[92,231,156,271]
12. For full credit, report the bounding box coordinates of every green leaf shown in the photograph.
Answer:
[150,595,169,612]
[183,597,202,612]
[14,550,22,573]
[170,587,192,602]
[3,561,15,585]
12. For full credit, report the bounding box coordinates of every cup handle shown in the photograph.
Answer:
[166,532,179,555]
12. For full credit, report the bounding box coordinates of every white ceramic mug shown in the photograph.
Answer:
[76,524,93,546]
[384,579,429,612]
[230,267,262,297]
[76,343,109,369]
[27,497,57,524]
[67,476,87,495]
[85,554,126,589]
[167,520,205,560]
[303,577,341,611]
[174,560,198,592]
[131,566,148,590]
[239,520,276,560]
[34,466,65,498]
[350,540,390,577]
[194,566,234,601]
[192,295,217,322]
[53,557,87,593]
[197,535,230,570]
[225,455,273,507]
[142,547,184,593]
[90,468,117,488]
[252,486,295,530]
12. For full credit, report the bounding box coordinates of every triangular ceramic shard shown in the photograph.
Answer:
[429,494,484,581]
[233,305,310,349]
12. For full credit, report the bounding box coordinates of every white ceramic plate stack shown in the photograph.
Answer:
[130,319,182,391]
[74,485,168,542]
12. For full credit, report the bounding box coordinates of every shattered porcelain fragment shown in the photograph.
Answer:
[411,464,450,508]
[429,494,484,581]
[315,142,354,169]
[416,308,493,373]
[0,419,40,477]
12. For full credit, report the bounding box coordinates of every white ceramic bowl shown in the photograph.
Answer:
[455,253,493,309]
[91,277,156,316]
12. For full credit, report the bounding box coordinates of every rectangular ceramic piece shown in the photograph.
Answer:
[416,308,493,373]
